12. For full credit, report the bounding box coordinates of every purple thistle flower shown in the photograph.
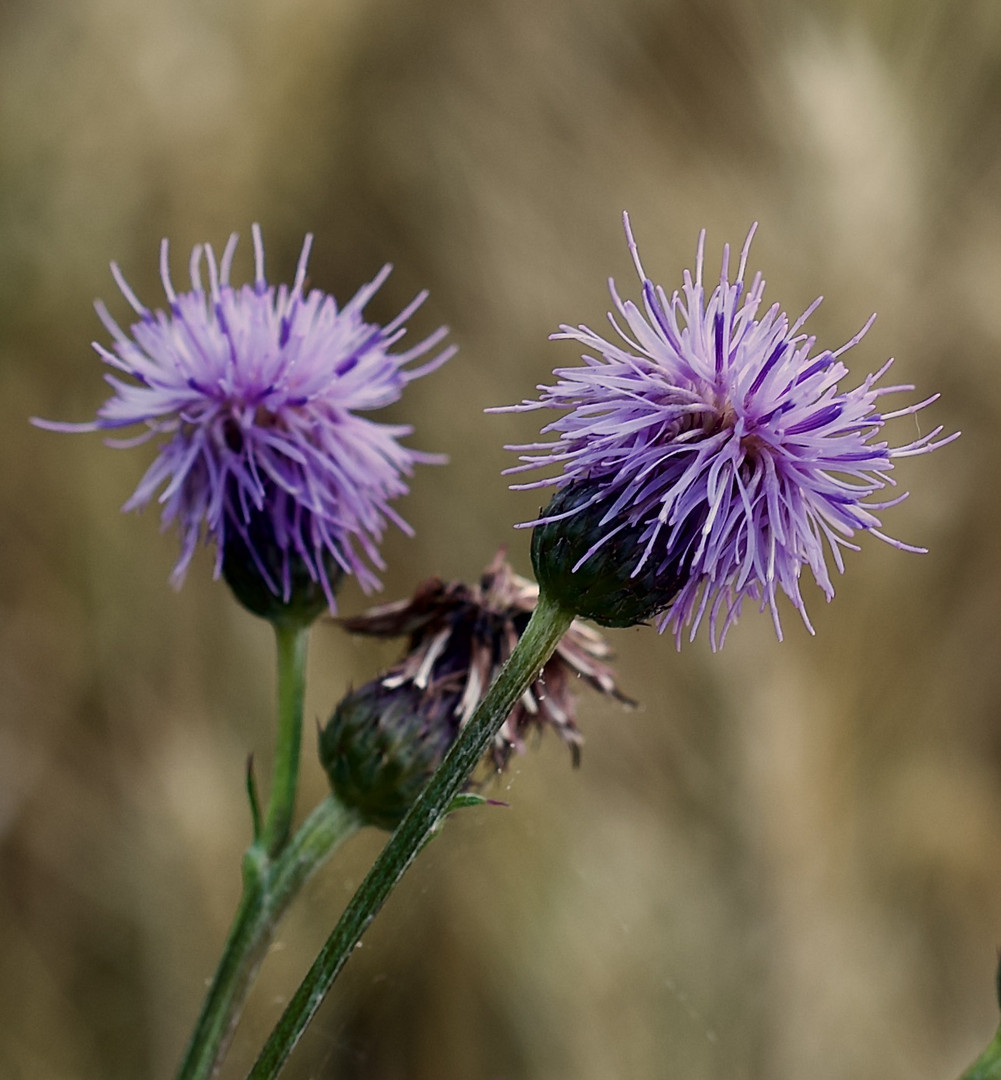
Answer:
[35,226,454,616]
[495,214,957,647]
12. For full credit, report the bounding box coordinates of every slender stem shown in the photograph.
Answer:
[175,883,263,1080]
[175,621,352,1080]
[959,1027,1001,1080]
[261,622,310,857]
[247,592,575,1079]
[175,796,364,1080]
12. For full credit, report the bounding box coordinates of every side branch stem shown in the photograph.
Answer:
[175,622,363,1080]
[174,795,363,1080]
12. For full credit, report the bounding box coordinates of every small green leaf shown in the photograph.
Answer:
[446,793,489,813]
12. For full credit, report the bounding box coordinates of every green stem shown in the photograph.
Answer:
[246,591,575,1080]
[261,623,310,858]
[175,795,364,1080]
[175,621,353,1080]
[959,1027,1001,1080]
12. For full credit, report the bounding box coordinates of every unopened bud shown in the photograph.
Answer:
[319,680,459,830]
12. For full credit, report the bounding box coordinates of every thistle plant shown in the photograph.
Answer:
[34,226,459,1077]
[35,215,971,1079]
[243,217,959,1077]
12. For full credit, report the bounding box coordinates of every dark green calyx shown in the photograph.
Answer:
[319,681,459,831]
[531,481,692,628]
[221,505,343,628]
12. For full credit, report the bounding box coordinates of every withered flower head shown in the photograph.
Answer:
[339,549,631,770]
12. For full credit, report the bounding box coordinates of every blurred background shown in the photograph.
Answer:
[0,0,995,1077]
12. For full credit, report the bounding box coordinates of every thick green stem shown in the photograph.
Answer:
[175,796,363,1080]
[959,1027,1001,1080]
[246,592,575,1080]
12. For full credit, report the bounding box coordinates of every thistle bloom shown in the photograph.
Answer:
[35,226,453,617]
[497,215,957,646]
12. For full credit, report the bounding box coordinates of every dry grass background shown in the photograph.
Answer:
[0,0,996,1077]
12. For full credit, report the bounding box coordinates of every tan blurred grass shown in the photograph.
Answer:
[0,0,995,1077]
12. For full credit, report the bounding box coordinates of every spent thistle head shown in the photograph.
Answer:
[319,551,630,828]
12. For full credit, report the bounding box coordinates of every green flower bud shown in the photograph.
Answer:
[531,480,693,628]
[319,681,459,831]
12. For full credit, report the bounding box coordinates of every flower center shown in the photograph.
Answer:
[221,406,280,453]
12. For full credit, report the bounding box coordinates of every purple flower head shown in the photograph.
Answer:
[36,226,454,616]
[496,214,957,647]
